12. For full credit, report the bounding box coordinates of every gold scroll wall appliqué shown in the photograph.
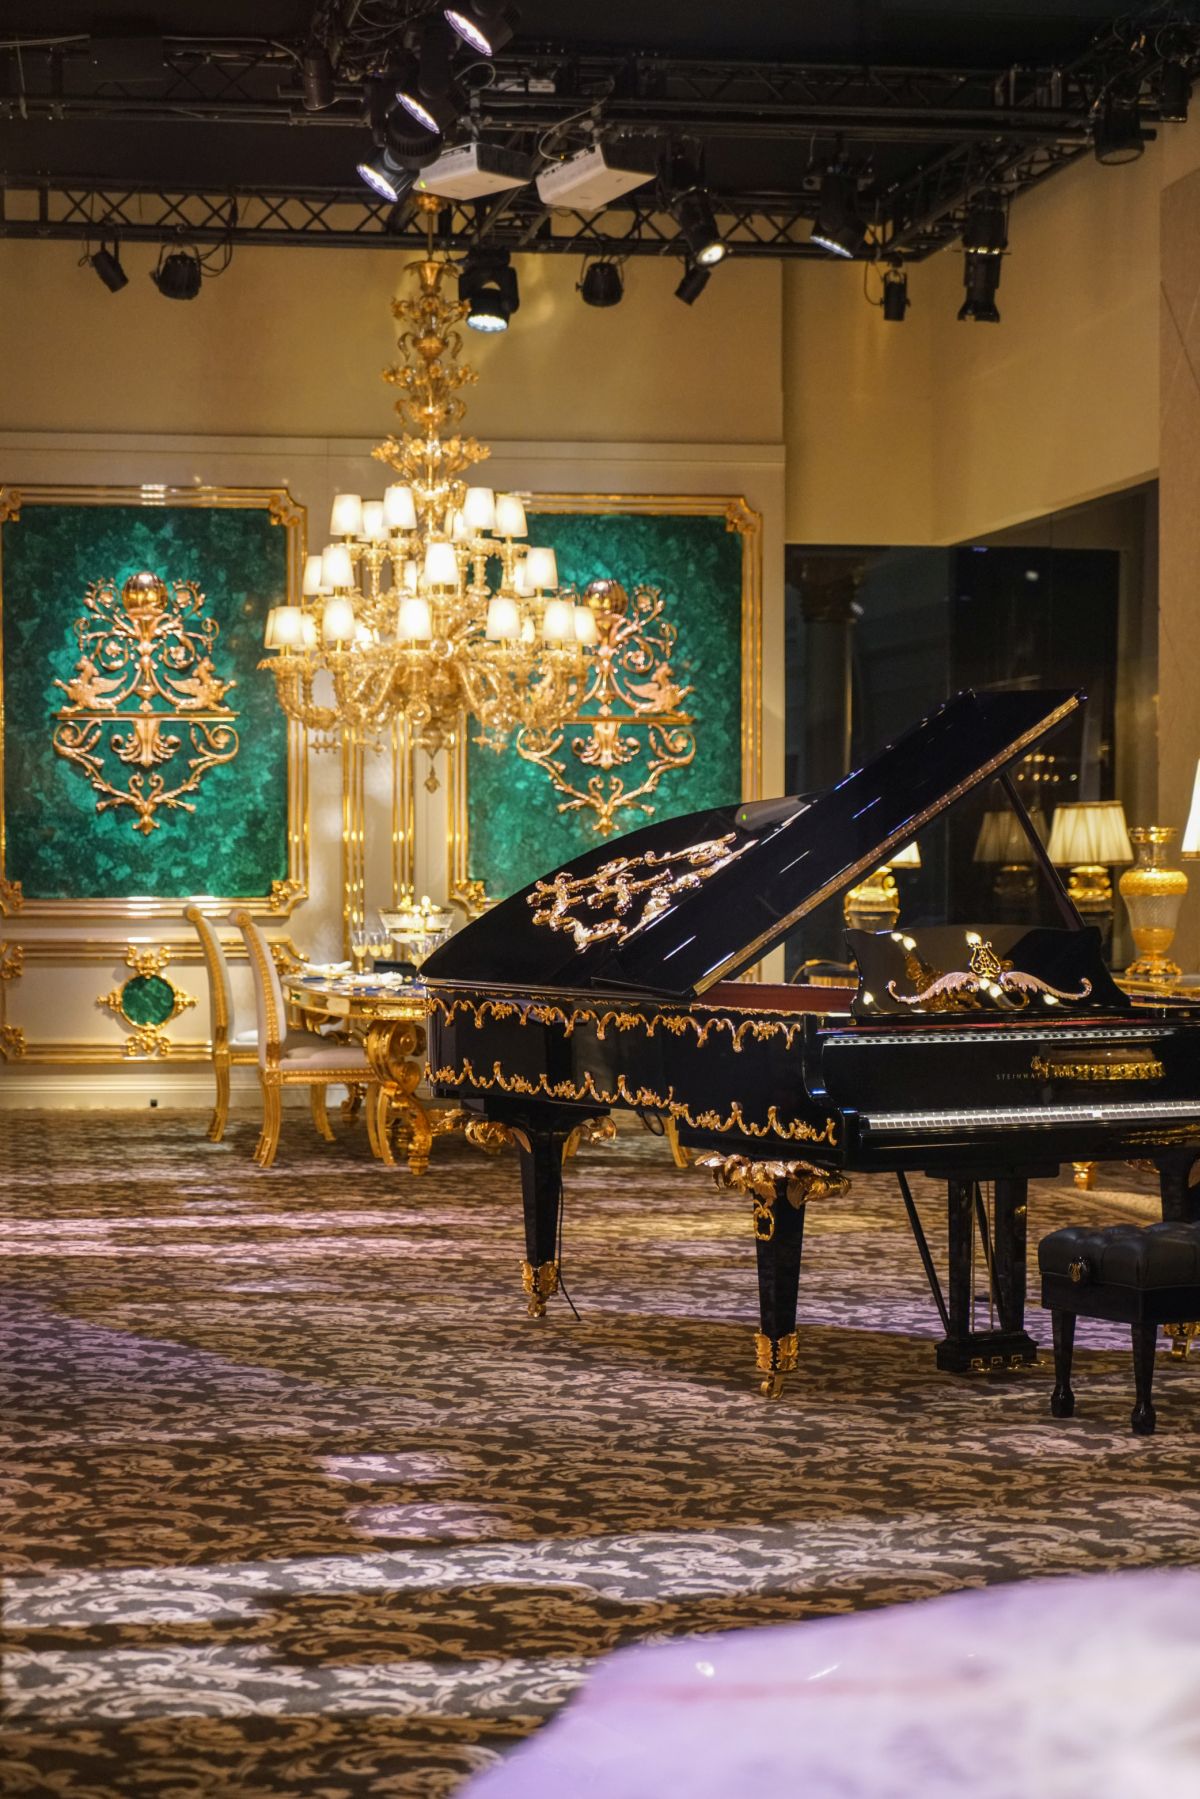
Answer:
[52,570,239,835]
[514,579,697,837]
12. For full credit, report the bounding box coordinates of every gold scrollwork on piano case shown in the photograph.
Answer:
[425,1055,839,1145]
[888,935,1092,1011]
[1031,1056,1165,1082]
[425,993,808,1054]
[699,1155,851,1241]
[528,834,753,950]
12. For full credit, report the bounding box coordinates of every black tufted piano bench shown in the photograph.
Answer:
[1039,1222,1200,1434]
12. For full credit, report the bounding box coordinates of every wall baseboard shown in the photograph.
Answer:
[0,1070,317,1109]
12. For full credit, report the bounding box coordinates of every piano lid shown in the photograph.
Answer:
[422,687,1084,1001]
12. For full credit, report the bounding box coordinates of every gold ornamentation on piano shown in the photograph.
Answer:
[521,1259,559,1318]
[699,1154,851,1240]
[426,991,809,1053]
[528,833,753,950]
[754,1329,799,1399]
[888,934,1092,1011]
[426,1054,839,1144]
[1030,1055,1165,1082]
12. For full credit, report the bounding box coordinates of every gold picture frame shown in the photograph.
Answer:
[0,482,309,922]
[447,492,763,915]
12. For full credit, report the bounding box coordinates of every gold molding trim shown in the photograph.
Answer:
[0,482,310,922]
[447,493,763,917]
[0,936,22,1060]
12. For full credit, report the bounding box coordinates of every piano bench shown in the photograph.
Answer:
[1039,1222,1200,1435]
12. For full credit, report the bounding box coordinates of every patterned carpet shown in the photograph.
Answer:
[2,1108,1199,1798]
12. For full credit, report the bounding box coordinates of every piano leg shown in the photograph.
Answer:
[936,1175,1038,1375]
[754,1176,807,1400]
[509,1110,597,1318]
[1157,1150,1200,1357]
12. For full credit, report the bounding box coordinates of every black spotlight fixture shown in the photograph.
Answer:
[670,187,726,267]
[384,108,443,168]
[1093,87,1146,164]
[398,19,467,135]
[810,167,867,259]
[958,251,1001,323]
[356,147,416,202]
[579,260,623,308]
[674,261,711,305]
[151,245,202,301]
[444,1,519,56]
[1159,60,1191,123]
[459,248,519,332]
[90,240,128,293]
[961,193,1007,256]
[302,47,335,111]
[881,263,909,322]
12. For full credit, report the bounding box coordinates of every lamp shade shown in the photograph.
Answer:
[330,492,363,537]
[265,605,305,649]
[383,484,417,531]
[573,605,600,646]
[423,541,459,587]
[321,595,356,643]
[321,543,355,591]
[486,595,521,640]
[542,598,576,642]
[973,811,1033,865]
[302,553,325,597]
[1183,760,1200,858]
[494,493,527,538]
[361,500,386,541]
[398,595,433,640]
[463,486,496,531]
[526,546,559,592]
[1047,800,1133,867]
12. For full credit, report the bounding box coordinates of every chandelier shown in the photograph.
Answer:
[261,196,596,782]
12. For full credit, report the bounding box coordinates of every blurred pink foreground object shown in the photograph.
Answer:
[464,1570,1200,1798]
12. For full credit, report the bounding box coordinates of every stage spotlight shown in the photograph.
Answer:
[1159,60,1191,123]
[670,187,726,266]
[384,109,443,168]
[882,264,908,321]
[356,147,416,201]
[1093,89,1146,163]
[151,246,202,300]
[957,250,1001,323]
[398,20,466,135]
[302,48,335,111]
[579,260,623,307]
[810,168,867,258]
[90,241,128,292]
[961,194,1007,255]
[459,248,519,331]
[444,2,519,56]
[674,261,711,305]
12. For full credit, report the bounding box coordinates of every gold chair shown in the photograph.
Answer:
[185,904,260,1143]
[233,910,376,1169]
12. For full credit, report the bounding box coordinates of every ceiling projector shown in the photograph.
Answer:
[535,141,656,213]
[415,143,533,200]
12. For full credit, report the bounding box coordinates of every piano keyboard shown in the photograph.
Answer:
[826,1025,1167,1048]
[862,1098,1200,1135]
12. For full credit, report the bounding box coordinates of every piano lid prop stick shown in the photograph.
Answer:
[1000,770,1083,931]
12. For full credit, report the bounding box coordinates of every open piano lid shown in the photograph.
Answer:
[422,687,1084,1000]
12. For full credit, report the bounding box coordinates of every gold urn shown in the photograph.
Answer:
[1119,826,1188,986]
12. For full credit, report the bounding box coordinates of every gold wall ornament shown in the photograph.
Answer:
[0,878,23,915]
[98,944,197,1057]
[52,569,239,835]
[514,579,698,836]
[0,939,23,1060]
[528,833,752,950]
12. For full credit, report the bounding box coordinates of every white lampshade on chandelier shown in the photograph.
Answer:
[262,195,595,778]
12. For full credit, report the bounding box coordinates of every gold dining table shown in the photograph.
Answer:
[283,971,460,1174]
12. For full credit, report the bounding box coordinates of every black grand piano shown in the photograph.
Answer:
[423,689,1200,1392]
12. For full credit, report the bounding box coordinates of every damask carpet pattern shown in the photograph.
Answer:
[2,1110,1199,1797]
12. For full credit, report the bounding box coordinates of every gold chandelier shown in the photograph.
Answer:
[262,196,596,781]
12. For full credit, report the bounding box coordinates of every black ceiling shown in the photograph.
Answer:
[1,2,1196,259]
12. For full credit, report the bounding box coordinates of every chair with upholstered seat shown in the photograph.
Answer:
[233,910,376,1168]
[185,904,260,1143]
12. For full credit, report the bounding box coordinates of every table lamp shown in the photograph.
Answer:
[973,805,1047,905]
[843,840,920,933]
[1047,802,1132,942]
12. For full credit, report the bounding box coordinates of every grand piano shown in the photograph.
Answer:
[423,689,1200,1393]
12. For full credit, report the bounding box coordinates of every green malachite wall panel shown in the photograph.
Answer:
[2,503,289,900]
[467,511,743,901]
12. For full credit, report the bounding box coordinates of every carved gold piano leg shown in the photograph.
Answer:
[1164,1321,1200,1359]
[755,1330,799,1400]
[1072,1161,1097,1190]
[521,1259,560,1319]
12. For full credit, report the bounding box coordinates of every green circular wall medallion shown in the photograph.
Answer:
[120,973,178,1027]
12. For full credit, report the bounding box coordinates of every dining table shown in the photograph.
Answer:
[283,967,462,1174]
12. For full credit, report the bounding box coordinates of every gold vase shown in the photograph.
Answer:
[843,866,900,933]
[1119,826,1187,986]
